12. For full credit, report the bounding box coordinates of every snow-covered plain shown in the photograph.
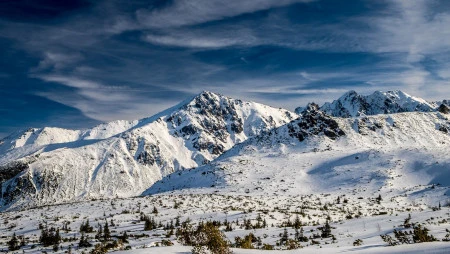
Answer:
[1,91,450,253]
[1,191,450,253]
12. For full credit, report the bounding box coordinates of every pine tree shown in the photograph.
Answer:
[403,214,412,228]
[20,235,26,247]
[96,224,103,240]
[103,221,111,242]
[7,233,20,251]
[118,231,129,243]
[294,214,302,229]
[152,206,158,215]
[299,227,307,242]
[80,219,94,233]
[143,215,159,230]
[166,228,174,238]
[376,194,382,204]
[53,242,59,252]
[412,224,437,243]
[123,231,128,242]
[393,229,411,244]
[281,228,289,244]
[144,217,152,230]
[55,229,61,244]
[380,234,398,246]
[79,233,92,248]
[321,220,332,238]
[295,228,300,241]
[255,214,262,229]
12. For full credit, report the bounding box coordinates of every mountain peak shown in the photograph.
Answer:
[194,90,223,100]
[182,90,226,109]
[199,90,220,96]
[341,90,359,98]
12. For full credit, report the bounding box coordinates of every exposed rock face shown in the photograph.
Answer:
[288,103,345,142]
[438,104,450,114]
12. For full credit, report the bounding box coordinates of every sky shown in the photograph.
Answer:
[1,0,450,138]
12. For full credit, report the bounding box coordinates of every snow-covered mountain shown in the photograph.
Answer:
[316,90,436,117]
[2,89,450,211]
[145,106,450,209]
[0,91,296,209]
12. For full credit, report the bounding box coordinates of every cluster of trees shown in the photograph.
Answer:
[295,227,308,242]
[353,239,363,246]
[319,219,332,238]
[381,215,437,246]
[80,219,94,233]
[335,196,348,204]
[39,225,61,251]
[281,214,302,229]
[7,233,25,251]
[176,220,231,254]
[82,219,128,254]
[95,221,111,242]
[443,229,450,242]
[223,219,233,232]
[241,217,267,230]
[78,219,121,251]
[140,214,160,230]
[79,233,93,248]
[90,240,122,254]
[235,233,259,249]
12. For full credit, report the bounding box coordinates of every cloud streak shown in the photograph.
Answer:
[37,75,183,122]
[136,0,316,28]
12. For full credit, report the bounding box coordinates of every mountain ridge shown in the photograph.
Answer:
[313,90,436,117]
[0,91,296,210]
[1,89,450,210]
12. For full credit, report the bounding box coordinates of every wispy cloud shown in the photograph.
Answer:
[136,0,315,28]
[37,75,182,122]
[33,52,84,71]
[143,34,254,48]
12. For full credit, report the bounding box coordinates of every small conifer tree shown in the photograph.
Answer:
[103,221,111,242]
[7,233,20,251]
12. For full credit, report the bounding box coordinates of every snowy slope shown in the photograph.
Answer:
[0,91,296,209]
[146,108,450,210]
[318,90,436,117]
[0,120,141,165]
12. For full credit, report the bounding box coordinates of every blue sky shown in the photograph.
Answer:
[1,0,450,137]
